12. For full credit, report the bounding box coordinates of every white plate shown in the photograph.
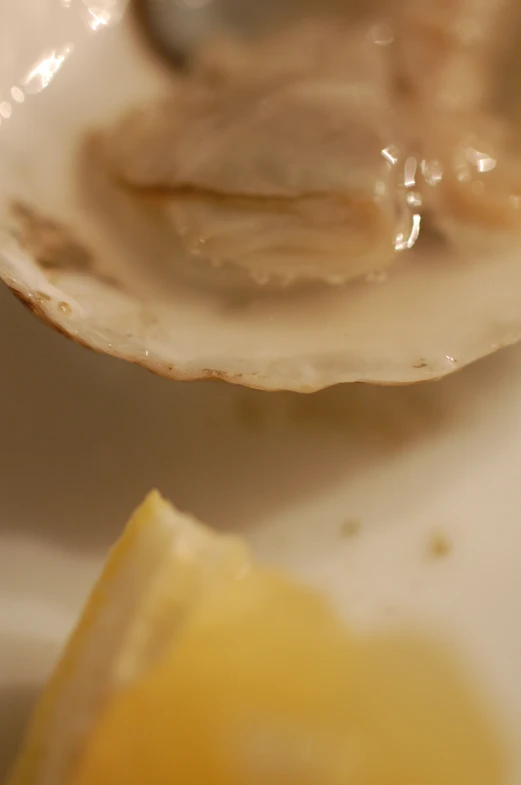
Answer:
[1,281,521,780]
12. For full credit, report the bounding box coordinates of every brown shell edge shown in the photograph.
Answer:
[6,282,315,391]
[6,281,454,393]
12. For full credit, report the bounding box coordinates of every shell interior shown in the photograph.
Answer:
[0,0,521,390]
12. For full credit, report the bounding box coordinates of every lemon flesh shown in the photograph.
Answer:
[72,569,505,785]
[8,492,250,785]
[9,493,506,785]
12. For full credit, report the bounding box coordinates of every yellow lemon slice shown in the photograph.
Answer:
[8,491,250,785]
[8,492,507,785]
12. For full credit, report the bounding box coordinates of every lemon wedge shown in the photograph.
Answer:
[7,491,250,785]
[8,492,507,785]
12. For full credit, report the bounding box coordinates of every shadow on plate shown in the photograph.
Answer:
[0,683,39,781]
[0,282,517,554]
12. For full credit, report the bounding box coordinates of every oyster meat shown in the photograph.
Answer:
[105,18,412,284]
[104,1,521,280]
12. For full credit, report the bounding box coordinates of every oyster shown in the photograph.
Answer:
[1,0,521,391]
[394,0,521,245]
[104,19,411,285]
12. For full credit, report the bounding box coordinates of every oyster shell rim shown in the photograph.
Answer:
[2,243,517,394]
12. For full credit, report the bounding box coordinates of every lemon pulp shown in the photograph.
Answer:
[73,574,505,785]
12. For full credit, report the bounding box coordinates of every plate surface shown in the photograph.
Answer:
[1,283,521,781]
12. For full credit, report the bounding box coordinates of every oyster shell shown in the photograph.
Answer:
[1,0,521,391]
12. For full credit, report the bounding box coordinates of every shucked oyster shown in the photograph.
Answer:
[2,0,521,390]
[105,19,412,285]
[106,3,521,276]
